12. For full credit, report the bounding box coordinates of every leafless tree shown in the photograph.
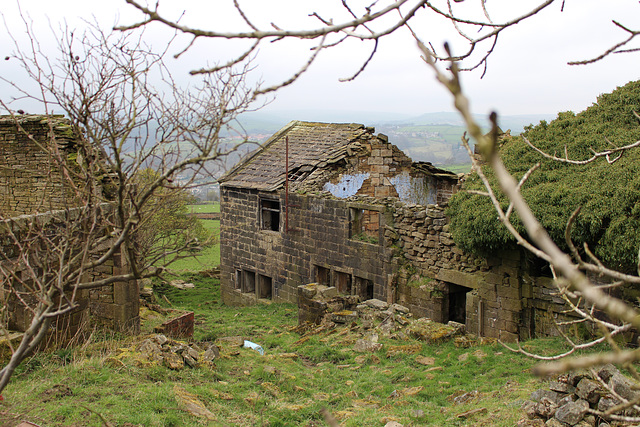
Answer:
[117,0,640,83]
[0,17,256,394]
[115,0,640,421]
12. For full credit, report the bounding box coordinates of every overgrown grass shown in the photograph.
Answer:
[0,276,602,426]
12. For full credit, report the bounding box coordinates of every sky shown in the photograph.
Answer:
[1,0,639,122]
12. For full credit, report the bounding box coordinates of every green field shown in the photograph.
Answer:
[188,203,220,214]
[166,219,220,272]
[443,163,472,174]
[0,277,582,427]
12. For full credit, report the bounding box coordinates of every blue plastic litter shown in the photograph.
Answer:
[243,340,264,355]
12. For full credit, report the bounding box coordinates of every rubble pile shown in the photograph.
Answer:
[520,364,639,426]
[297,284,478,349]
[138,334,219,370]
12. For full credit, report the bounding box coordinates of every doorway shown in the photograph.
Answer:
[447,284,472,324]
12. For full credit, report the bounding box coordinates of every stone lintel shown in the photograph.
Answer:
[436,269,478,289]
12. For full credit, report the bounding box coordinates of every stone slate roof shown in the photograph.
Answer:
[219,121,369,191]
[219,120,459,191]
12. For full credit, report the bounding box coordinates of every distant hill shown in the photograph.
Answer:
[237,110,555,136]
[231,110,556,167]
[237,110,414,130]
[379,112,555,134]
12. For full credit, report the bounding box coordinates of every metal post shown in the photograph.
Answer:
[285,136,289,233]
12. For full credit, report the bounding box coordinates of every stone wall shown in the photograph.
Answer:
[0,115,139,343]
[220,188,394,306]
[0,115,79,217]
[387,203,573,341]
[87,251,141,334]
[0,209,140,345]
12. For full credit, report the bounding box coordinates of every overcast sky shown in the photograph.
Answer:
[1,0,639,121]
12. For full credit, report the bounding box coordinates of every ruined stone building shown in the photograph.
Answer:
[219,120,580,342]
[0,115,139,345]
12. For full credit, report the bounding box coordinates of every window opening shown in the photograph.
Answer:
[260,199,281,231]
[334,271,352,295]
[350,208,380,244]
[258,275,273,300]
[315,265,331,286]
[242,270,256,293]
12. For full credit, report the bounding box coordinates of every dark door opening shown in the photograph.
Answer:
[258,275,273,300]
[447,284,472,324]
[354,276,374,300]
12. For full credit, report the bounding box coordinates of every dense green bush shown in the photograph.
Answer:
[447,80,640,273]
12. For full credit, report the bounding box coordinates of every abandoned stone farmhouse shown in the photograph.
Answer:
[219,120,573,342]
[0,115,582,346]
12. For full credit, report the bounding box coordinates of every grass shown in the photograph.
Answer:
[443,163,472,174]
[188,203,220,214]
[0,273,596,427]
[166,219,220,271]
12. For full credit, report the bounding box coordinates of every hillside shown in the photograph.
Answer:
[234,111,554,168]
[1,273,568,426]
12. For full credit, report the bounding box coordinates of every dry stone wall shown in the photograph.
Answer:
[0,115,139,343]
[387,203,578,341]
[0,115,80,217]
[0,209,140,343]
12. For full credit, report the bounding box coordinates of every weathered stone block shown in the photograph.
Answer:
[498,286,520,300]
[530,389,562,404]
[154,311,194,338]
[575,378,601,404]
[436,269,478,288]
[554,399,588,425]
[499,297,521,312]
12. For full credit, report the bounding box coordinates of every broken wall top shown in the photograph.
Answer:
[0,114,79,151]
[0,114,111,217]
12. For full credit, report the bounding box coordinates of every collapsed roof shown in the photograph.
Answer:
[219,120,458,192]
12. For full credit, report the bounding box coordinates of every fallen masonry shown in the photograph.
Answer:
[296,283,489,349]
[153,311,195,338]
[137,334,219,370]
[519,364,639,426]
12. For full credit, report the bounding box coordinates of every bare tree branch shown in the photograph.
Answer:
[523,134,640,165]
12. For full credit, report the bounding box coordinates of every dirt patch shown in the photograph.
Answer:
[40,384,73,403]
